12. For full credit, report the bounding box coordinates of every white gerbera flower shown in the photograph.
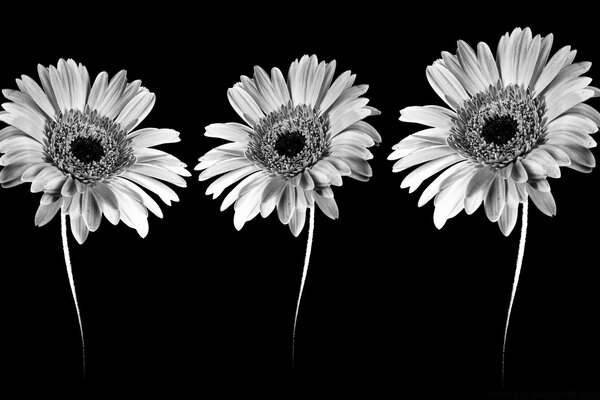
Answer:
[391,27,597,236]
[0,59,189,243]
[0,58,190,375]
[196,54,381,236]
[196,54,380,365]
[391,28,598,385]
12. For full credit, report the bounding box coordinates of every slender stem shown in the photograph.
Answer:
[292,206,315,367]
[502,197,529,386]
[61,212,85,377]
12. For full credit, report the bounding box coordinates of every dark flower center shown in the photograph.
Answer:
[481,115,518,145]
[71,137,105,163]
[448,84,545,167]
[246,103,329,177]
[274,131,306,157]
[45,109,136,183]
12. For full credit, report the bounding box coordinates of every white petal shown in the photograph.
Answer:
[499,28,522,86]
[48,62,69,113]
[112,185,149,237]
[566,103,600,127]
[300,170,314,190]
[440,51,479,98]
[259,176,287,218]
[516,31,541,88]
[276,182,295,224]
[30,166,64,192]
[233,177,269,229]
[128,128,180,149]
[91,182,120,225]
[198,158,253,181]
[17,74,56,117]
[464,166,497,214]
[545,113,597,135]
[0,132,44,153]
[227,86,264,126]
[392,145,456,172]
[204,123,251,143]
[330,143,372,160]
[510,159,528,183]
[315,60,337,109]
[505,178,520,208]
[484,174,506,222]
[312,159,343,186]
[96,70,127,118]
[82,188,102,232]
[536,144,571,166]
[270,67,291,106]
[115,90,156,132]
[349,120,382,144]
[328,108,372,137]
[524,148,561,178]
[206,164,259,199]
[36,64,60,113]
[399,105,455,128]
[21,162,52,182]
[533,45,573,95]
[323,156,352,176]
[521,158,547,180]
[477,41,500,86]
[457,40,488,93]
[529,33,554,88]
[543,77,592,113]
[121,171,179,205]
[433,172,470,229]
[304,59,326,108]
[426,63,470,110]
[498,204,518,236]
[68,192,89,244]
[544,89,594,122]
[0,111,45,143]
[0,162,32,185]
[319,70,352,114]
[65,59,86,111]
[253,66,281,112]
[401,153,464,193]
[113,177,163,219]
[526,184,556,216]
[541,61,591,98]
[289,55,311,106]
[313,192,338,219]
[289,207,307,237]
[87,71,109,111]
[331,130,375,148]
[418,160,472,207]
[129,163,186,187]
[35,199,62,227]
[220,172,266,211]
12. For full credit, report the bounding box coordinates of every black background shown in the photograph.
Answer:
[0,3,599,395]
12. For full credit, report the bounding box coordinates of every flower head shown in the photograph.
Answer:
[391,28,598,235]
[0,59,190,243]
[196,55,381,236]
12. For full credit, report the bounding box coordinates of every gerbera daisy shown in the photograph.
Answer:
[390,28,598,384]
[196,54,380,363]
[0,59,190,374]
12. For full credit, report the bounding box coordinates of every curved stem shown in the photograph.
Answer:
[502,197,528,386]
[61,212,85,377]
[292,206,315,367]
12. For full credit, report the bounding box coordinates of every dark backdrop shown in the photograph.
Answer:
[0,3,598,395]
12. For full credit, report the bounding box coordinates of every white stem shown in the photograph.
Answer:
[292,206,315,367]
[61,212,85,377]
[502,197,528,386]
